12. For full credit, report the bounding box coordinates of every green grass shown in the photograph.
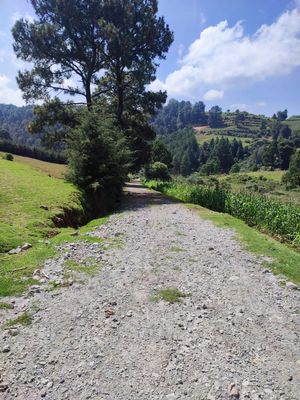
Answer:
[0,156,110,297]
[151,288,187,303]
[0,151,67,179]
[0,157,84,253]
[246,170,285,182]
[0,302,14,310]
[5,311,32,328]
[188,204,300,285]
[195,133,253,146]
[64,259,100,276]
[284,116,300,133]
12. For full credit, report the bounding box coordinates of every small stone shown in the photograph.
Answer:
[262,269,271,274]
[47,381,53,389]
[21,243,32,251]
[40,388,47,397]
[286,282,298,290]
[40,205,49,210]
[2,345,10,353]
[0,383,8,392]
[228,383,240,398]
[126,310,133,317]
[70,231,79,237]
[8,247,22,255]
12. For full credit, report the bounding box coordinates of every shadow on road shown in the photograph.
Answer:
[119,182,179,211]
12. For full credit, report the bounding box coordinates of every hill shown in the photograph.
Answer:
[0,155,83,295]
[0,103,40,146]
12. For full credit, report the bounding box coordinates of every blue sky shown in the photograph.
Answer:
[0,0,299,116]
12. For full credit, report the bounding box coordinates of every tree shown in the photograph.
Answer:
[13,0,173,172]
[277,109,288,121]
[151,138,172,167]
[262,140,278,168]
[191,101,206,125]
[95,0,173,125]
[279,124,292,139]
[208,106,223,128]
[282,149,300,188]
[13,0,173,114]
[278,140,294,170]
[67,106,130,197]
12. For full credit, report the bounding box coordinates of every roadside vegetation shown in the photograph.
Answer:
[145,179,300,248]
[0,156,110,297]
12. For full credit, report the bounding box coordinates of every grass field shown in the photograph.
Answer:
[0,156,87,296]
[0,152,67,178]
[218,171,300,206]
[195,132,253,146]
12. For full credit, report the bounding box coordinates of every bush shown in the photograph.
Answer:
[3,153,14,161]
[146,162,171,181]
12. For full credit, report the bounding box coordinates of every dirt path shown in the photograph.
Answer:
[0,183,299,399]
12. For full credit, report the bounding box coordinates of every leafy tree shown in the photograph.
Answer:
[151,138,172,167]
[277,109,288,121]
[282,149,300,188]
[262,140,278,168]
[279,124,292,139]
[278,139,294,170]
[208,106,223,128]
[191,101,206,125]
[146,161,170,181]
[13,0,173,173]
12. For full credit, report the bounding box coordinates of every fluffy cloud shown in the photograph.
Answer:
[0,74,24,106]
[204,89,224,101]
[151,8,300,99]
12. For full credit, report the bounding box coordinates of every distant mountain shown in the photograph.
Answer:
[0,104,41,147]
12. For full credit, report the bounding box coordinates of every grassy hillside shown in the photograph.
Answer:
[194,111,269,146]
[0,152,66,178]
[0,157,86,296]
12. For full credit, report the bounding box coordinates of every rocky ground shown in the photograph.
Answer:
[0,183,299,400]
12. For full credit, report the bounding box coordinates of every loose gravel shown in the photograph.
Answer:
[0,183,299,399]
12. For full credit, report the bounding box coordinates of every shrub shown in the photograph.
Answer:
[146,162,171,181]
[3,153,14,161]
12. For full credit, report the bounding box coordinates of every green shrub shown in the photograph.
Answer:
[146,162,171,181]
[3,153,14,161]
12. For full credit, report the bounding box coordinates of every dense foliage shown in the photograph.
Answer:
[0,104,41,146]
[0,140,66,164]
[152,99,207,135]
[164,129,200,176]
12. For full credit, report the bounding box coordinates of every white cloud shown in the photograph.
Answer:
[204,89,224,101]
[152,8,300,99]
[0,74,24,106]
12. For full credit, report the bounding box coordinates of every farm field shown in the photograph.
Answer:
[195,132,253,146]
[216,170,300,207]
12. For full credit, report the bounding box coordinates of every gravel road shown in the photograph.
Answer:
[0,183,299,400]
